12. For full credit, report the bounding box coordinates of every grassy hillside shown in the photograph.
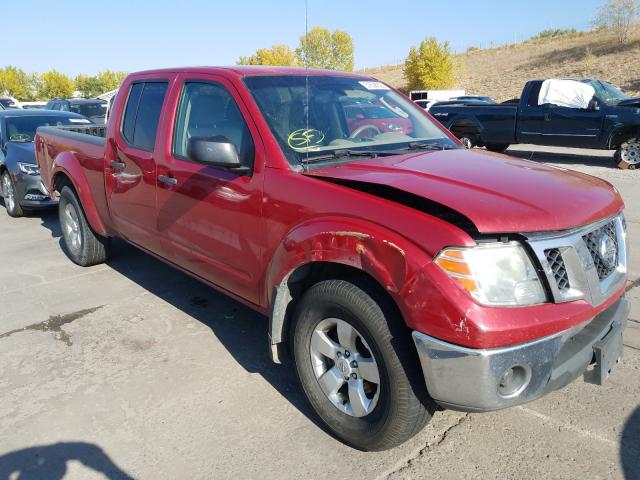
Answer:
[362,27,640,101]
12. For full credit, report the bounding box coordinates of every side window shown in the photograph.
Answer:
[60,102,69,111]
[173,82,254,167]
[122,83,143,143]
[121,82,168,151]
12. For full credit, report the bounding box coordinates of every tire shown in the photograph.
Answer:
[614,138,640,169]
[291,279,434,451]
[458,136,474,149]
[485,143,510,153]
[58,186,111,266]
[2,171,25,218]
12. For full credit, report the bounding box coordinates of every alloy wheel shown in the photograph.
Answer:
[61,203,82,254]
[620,138,640,168]
[2,174,15,213]
[309,318,381,417]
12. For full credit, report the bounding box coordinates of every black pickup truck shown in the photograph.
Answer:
[430,78,640,168]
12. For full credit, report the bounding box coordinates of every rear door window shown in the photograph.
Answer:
[121,81,168,151]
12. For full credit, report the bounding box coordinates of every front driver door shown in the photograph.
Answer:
[155,76,265,305]
[542,103,605,148]
[106,79,168,253]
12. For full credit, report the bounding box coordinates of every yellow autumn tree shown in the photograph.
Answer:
[404,37,455,91]
[238,45,297,66]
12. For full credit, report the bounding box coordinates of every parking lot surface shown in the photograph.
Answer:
[1,145,639,479]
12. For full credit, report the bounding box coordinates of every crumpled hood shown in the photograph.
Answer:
[5,142,36,165]
[617,97,640,108]
[304,149,623,233]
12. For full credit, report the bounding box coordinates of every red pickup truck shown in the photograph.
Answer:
[36,67,629,451]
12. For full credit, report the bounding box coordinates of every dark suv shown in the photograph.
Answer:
[45,98,107,124]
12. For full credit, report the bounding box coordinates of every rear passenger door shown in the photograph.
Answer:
[155,75,265,304]
[106,79,169,254]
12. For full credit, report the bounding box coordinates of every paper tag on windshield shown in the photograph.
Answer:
[359,81,389,90]
[69,118,92,123]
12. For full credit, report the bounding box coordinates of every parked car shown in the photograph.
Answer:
[0,110,92,217]
[45,98,108,124]
[451,95,496,104]
[21,101,47,110]
[430,78,640,168]
[36,67,628,451]
[0,97,22,109]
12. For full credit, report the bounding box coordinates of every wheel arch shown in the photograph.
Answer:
[268,260,406,364]
[50,159,108,236]
[608,125,640,150]
[264,219,435,363]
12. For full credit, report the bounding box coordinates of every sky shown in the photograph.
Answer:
[4,0,604,76]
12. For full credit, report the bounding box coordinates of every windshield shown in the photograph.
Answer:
[244,75,456,165]
[70,102,107,120]
[4,115,91,142]
[584,80,628,105]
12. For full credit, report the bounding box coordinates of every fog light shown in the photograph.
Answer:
[497,365,531,398]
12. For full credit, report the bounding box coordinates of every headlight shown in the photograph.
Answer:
[17,162,40,176]
[435,243,546,306]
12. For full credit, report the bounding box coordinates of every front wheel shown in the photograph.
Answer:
[291,279,434,451]
[485,142,510,153]
[614,138,640,169]
[59,186,111,266]
[2,171,25,217]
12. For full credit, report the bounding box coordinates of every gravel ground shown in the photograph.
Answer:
[0,145,638,479]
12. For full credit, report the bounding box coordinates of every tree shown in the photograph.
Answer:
[0,66,37,101]
[37,70,74,99]
[594,0,639,44]
[74,70,127,98]
[295,27,354,71]
[403,37,455,91]
[96,70,127,92]
[238,44,297,66]
[75,74,103,98]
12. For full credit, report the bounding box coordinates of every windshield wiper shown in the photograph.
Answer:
[404,142,457,151]
[302,149,390,165]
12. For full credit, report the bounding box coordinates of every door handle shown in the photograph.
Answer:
[158,174,177,187]
[110,160,125,170]
[544,112,550,121]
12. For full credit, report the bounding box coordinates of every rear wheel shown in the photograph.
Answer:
[614,138,640,169]
[2,171,24,217]
[458,135,474,149]
[485,143,510,153]
[59,186,110,266]
[291,279,434,451]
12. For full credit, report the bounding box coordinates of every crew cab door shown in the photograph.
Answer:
[154,74,265,304]
[542,102,605,148]
[105,78,169,253]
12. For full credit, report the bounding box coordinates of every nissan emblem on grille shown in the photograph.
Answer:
[597,233,617,269]
[582,221,619,280]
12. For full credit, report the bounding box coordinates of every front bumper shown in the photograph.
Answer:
[15,172,57,209]
[412,296,628,412]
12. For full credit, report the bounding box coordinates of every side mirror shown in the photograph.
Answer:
[186,136,248,173]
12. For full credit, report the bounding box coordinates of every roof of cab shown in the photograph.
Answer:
[126,66,373,79]
[0,109,89,118]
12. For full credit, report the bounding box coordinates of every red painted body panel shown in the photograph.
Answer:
[34,66,626,350]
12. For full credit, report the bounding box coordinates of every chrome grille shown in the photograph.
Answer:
[526,214,627,307]
[582,221,618,280]
[545,248,570,291]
